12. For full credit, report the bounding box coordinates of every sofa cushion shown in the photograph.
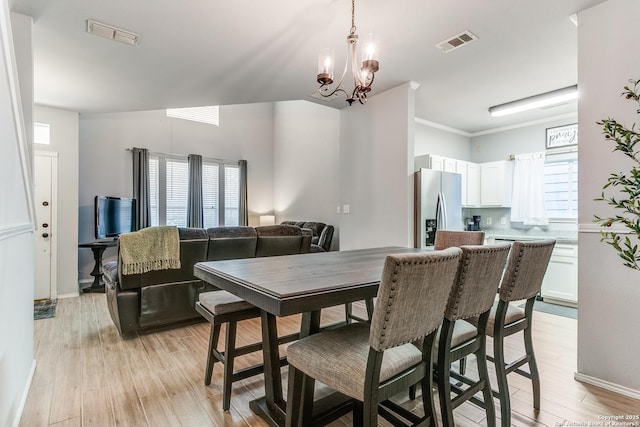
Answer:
[206,226,257,261]
[255,224,307,257]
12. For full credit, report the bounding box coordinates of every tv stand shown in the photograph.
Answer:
[79,240,118,293]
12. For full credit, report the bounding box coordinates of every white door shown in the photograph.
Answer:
[34,152,58,300]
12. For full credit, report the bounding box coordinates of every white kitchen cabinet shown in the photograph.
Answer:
[480,160,514,207]
[541,244,578,306]
[466,162,480,207]
[443,157,457,173]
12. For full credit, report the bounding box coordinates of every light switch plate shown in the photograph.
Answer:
[343,204,350,214]
[337,205,341,214]
[486,217,492,225]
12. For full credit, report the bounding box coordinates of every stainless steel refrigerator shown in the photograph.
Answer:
[414,168,463,248]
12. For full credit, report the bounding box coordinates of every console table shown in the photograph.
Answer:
[79,240,117,293]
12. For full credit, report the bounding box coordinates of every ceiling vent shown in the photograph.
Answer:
[86,20,140,46]
[435,30,478,53]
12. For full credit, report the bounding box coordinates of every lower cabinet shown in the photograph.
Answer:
[541,244,578,306]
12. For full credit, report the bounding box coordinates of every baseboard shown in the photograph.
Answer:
[12,359,36,427]
[57,292,80,299]
[574,372,640,400]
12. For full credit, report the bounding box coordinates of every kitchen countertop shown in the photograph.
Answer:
[484,232,578,245]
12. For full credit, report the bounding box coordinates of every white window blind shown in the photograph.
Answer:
[149,157,159,226]
[149,153,240,228]
[202,163,219,227]
[165,159,188,226]
[224,165,240,226]
[544,158,578,219]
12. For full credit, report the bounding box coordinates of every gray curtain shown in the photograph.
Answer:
[132,147,150,230]
[187,154,203,227]
[239,159,248,226]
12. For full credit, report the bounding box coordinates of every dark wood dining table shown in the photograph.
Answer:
[193,246,429,427]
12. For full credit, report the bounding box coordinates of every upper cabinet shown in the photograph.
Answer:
[415,155,512,208]
[480,160,514,207]
[415,155,480,207]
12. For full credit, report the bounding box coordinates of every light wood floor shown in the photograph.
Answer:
[20,293,640,427]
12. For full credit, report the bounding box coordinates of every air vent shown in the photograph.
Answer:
[435,30,478,53]
[86,20,140,46]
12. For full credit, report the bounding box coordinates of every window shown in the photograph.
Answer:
[149,153,240,227]
[544,157,578,219]
[34,123,50,144]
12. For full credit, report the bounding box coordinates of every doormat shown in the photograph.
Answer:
[520,301,577,319]
[34,299,57,320]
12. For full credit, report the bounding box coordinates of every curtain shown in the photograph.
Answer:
[187,154,203,228]
[132,147,150,230]
[238,159,248,226]
[511,152,548,226]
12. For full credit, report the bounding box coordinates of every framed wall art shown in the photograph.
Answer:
[546,123,578,149]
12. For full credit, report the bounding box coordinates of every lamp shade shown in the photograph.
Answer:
[259,215,276,226]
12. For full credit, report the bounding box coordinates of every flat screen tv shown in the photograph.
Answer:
[95,196,136,239]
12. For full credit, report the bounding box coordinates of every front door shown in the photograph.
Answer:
[34,151,57,300]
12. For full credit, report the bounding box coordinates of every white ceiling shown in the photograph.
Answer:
[10,0,606,133]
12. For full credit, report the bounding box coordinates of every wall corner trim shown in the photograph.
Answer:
[12,359,36,427]
[574,372,640,400]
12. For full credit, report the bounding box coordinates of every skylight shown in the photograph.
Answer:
[166,106,219,126]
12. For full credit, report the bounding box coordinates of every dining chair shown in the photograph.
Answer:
[470,239,555,427]
[433,229,485,376]
[344,230,486,325]
[434,230,485,250]
[434,243,511,427]
[285,248,463,427]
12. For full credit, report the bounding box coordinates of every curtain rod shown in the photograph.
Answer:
[125,148,241,165]
[508,146,577,160]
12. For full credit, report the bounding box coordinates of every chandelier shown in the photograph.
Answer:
[315,0,380,106]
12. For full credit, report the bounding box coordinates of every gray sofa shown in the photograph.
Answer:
[280,221,334,252]
[103,225,311,336]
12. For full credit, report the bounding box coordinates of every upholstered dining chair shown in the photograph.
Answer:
[470,239,555,427]
[434,243,511,427]
[434,230,485,250]
[285,248,463,427]
[344,230,486,325]
[433,229,485,376]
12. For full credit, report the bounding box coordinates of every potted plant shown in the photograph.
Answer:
[594,79,640,270]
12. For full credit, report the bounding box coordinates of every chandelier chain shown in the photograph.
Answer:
[350,0,356,35]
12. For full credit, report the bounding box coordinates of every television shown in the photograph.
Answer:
[95,196,136,239]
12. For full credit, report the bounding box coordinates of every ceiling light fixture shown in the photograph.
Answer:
[314,0,379,106]
[489,85,578,117]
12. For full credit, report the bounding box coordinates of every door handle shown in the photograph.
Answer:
[42,233,49,238]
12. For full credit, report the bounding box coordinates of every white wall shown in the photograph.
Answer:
[78,103,275,281]
[414,121,471,160]
[1,7,35,427]
[339,83,416,250]
[470,116,577,163]
[34,106,79,297]
[576,0,640,395]
[273,100,341,249]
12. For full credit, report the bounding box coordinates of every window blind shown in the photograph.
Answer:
[544,159,578,219]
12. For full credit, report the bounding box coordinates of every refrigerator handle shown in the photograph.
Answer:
[436,192,448,230]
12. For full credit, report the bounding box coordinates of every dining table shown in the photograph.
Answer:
[193,245,430,427]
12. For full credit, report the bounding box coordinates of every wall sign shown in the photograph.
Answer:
[546,123,578,149]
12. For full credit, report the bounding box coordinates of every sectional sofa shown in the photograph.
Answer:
[103,224,311,336]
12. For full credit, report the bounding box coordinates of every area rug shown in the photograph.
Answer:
[520,300,577,319]
[34,299,57,320]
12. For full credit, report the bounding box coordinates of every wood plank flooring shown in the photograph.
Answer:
[20,293,640,426]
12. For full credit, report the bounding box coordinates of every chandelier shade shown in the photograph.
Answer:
[315,0,379,106]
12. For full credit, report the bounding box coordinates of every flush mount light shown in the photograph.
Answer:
[86,19,140,46]
[489,85,578,117]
